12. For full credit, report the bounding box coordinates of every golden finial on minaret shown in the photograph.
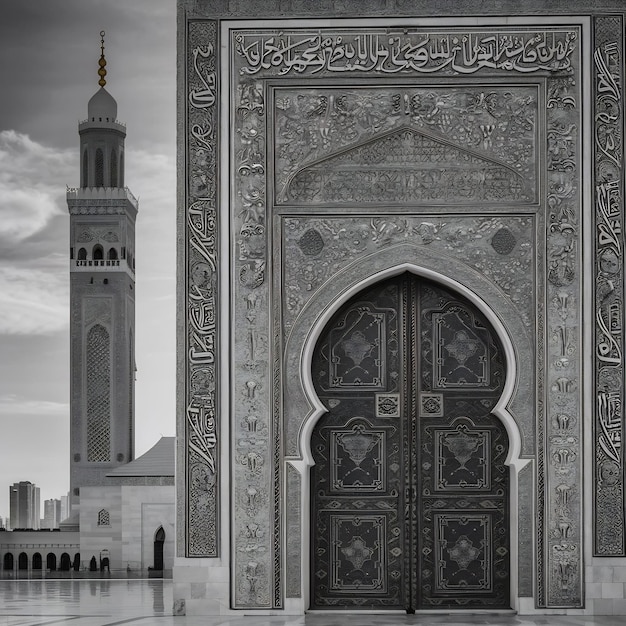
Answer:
[98,30,107,87]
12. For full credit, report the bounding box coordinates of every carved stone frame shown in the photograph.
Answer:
[177,12,618,613]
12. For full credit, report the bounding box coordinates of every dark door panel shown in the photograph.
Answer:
[311,274,509,611]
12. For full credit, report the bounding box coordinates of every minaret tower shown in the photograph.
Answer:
[67,32,138,510]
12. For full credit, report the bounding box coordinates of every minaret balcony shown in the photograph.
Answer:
[72,258,134,277]
[78,119,126,133]
[67,186,138,218]
[67,186,138,205]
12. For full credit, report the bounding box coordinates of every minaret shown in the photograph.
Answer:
[66,32,138,511]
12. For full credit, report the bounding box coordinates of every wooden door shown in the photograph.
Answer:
[310,274,510,610]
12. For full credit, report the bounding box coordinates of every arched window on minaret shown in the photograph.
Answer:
[107,248,118,260]
[78,248,87,261]
[86,324,111,462]
[93,245,104,260]
[110,148,118,187]
[82,150,89,187]
[119,151,124,187]
[95,148,104,187]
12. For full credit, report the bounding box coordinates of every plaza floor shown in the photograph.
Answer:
[0,580,625,626]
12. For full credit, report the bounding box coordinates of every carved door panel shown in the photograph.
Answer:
[311,274,509,610]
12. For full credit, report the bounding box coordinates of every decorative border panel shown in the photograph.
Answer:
[225,21,583,609]
[231,34,275,608]
[593,15,625,557]
[543,34,582,606]
[286,463,301,598]
[184,20,219,557]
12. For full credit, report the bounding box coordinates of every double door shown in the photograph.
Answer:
[310,274,510,610]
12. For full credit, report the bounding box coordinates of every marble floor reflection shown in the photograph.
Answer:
[0,580,625,626]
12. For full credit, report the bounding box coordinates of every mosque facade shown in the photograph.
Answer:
[174,0,626,617]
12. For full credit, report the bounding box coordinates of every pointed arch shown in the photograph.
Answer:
[78,247,87,260]
[82,150,89,187]
[154,526,165,571]
[87,325,111,462]
[95,148,104,187]
[93,245,104,260]
[283,248,533,614]
[107,247,118,260]
[110,148,118,187]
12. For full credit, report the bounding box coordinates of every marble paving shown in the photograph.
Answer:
[0,580,625,626]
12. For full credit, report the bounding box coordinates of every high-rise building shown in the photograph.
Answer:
[66,31,138,512]
[42,499,62,530]
[9,482,40,530]
[60,494,70,522]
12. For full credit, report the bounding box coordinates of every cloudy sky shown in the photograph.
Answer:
[0,0,176,519]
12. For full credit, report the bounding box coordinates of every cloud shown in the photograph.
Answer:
[0,394,69,417]
[0,130,75,242]
[0,255,69,335]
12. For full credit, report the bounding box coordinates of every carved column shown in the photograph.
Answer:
[593,15,625,557]
[180,19,219,558]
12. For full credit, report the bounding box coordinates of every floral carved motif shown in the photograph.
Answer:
[274,87,537,206]
[593,16,625,557]
[185,20,218,557]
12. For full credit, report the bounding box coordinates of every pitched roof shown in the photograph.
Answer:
[106,437,174,477]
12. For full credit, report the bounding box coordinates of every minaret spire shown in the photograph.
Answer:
[98,30,107,87]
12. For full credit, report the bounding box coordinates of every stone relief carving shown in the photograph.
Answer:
[274,87,537,205]
[83,297,112,327]
[185,20,218,557]
[282,216,534,334]
[236,30,576,77]
[543,55,581,606]
[225,23,580,610]
[593,16,625,557]
[76,226,119,242]
[232,62,275,607]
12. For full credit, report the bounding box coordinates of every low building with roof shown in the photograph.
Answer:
[79,437,175,575]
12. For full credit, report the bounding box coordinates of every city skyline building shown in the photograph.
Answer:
[42,499,62,530]
[9,481,40,530]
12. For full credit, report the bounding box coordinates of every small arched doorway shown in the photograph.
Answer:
[32,553,42,570]
[310,274,510,611]
[18,553,28,570]
[60,553,71,571]
[3,553,13,570]
[47,552,56,571]
[154,526,165,571]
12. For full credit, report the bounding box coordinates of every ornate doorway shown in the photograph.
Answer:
[310,274,510,610]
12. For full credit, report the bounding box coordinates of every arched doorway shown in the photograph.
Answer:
[154,526,165,571]
[32,553,42,570]
[60,553,71,571]
[18,553,28,570]
[47,552,57,571]
[3,553,13,570]
[310,274,510,611]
